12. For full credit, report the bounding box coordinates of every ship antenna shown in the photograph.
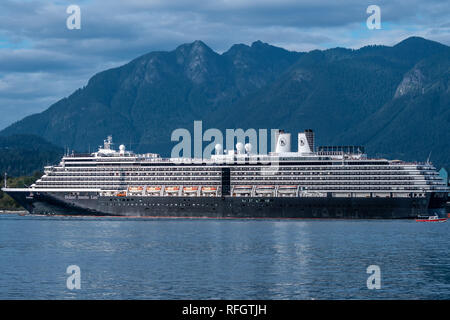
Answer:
[426,151,432,164]
[4,172,7,188]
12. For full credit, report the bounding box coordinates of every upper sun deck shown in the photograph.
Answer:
[58,133,432,169]
[60,150,431,170]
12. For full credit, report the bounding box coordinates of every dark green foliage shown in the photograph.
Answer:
[0,135,63,177]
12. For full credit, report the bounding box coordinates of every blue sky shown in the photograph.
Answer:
[0,0,449,129]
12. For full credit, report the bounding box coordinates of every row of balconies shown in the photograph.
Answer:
[34,182,440,192]
[40,177,428,184]
[55,165,431,172]
[36,181,432,188]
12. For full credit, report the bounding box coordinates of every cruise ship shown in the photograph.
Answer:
[2,130,448,218]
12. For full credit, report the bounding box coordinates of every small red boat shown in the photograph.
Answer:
[415,215,447,222]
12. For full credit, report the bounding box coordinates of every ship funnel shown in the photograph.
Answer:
[275,131,291,153]
[298,132,312,153]
[304,129,314,152]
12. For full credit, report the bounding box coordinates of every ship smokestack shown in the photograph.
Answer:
[305,129,315,152]
[298,131,312,153]
[275,130,291,153]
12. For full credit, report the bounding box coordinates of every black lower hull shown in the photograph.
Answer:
[5,191,448,219]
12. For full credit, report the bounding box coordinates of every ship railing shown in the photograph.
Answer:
[67,153,93,157]
[92,189,436,199]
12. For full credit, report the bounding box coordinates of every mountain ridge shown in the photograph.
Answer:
[0,134,63,177]
[1,36,449,168]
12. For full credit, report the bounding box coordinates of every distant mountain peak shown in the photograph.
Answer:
[395,36,431,45]
[173,40,220,83]
[224,41,284,56]
[175,40,215,56]
[251,40,267,47]
[2,36,449,170]
[223,43,250,54]
[250,40,291,53]
[394,36,447,50]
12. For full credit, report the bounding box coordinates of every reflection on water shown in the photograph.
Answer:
[0,214,449,299]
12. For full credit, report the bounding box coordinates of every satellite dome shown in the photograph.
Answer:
[214,144,223,155]
[244,143,252,153]
[236,142,244,154]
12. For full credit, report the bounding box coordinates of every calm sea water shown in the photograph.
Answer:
[0,213,449,299]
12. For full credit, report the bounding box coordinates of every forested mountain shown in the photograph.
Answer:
[1,36,449,168]
[0,135,63,177]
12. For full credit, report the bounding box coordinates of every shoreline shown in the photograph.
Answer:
[0,210,28,215]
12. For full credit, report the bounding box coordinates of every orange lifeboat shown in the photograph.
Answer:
[202,186,217,192]
[201,186,217,196]
[165,186,180,194]
[146,186,161,192]
[128,186,143,192]
[183,186,199,194]
[116,192,126,197]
